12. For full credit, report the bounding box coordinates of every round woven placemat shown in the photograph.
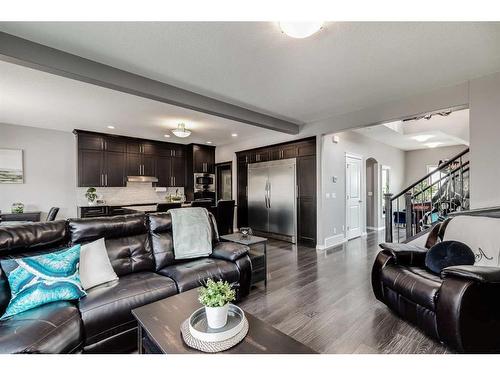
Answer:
[180,317,249,353]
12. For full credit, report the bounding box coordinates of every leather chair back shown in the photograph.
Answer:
[148,212,219,271]
[68,214,154,277]
[191,200,213,209]
[216,200,235,235]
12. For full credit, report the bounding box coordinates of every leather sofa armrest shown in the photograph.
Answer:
[441,265,500,283]
[378,243,428,266]
[211,242,249,262]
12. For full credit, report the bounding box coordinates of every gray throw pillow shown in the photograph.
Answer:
[79,238,118,290]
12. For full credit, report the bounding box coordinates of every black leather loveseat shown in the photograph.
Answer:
[0,213,251,354]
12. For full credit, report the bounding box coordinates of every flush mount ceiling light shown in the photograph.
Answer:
[164,134,170,138]
[412,134,435,142]
[171,123,191,138]
[279,22,324,38]
[425,142,443,149]
[107,125,115,129]
[231,133,238,137]
[206,141,212,144]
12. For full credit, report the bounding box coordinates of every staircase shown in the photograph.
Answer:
[384,148,470,243]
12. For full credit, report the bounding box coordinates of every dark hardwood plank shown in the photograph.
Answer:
[240,232,450,354]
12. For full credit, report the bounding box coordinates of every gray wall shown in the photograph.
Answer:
[320,131,405,246]
[469,71,500,209]
[0,123,77,219]
[404,145,468,187]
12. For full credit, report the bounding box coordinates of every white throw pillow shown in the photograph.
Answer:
[79,238,118,290]
[444,216,500,267]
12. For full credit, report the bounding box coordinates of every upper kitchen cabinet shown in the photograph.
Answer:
[75,130,186,188]
[76,132,127,187]
[191,144,215,173]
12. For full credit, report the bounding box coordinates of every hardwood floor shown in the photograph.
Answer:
[239,230,451,354]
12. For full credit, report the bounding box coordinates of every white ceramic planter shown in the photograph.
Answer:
[205,304,229,329]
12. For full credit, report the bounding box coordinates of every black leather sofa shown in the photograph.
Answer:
[372,216,500,353]
[0,213,252,354]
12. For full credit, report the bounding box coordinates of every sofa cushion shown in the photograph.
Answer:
[425,240,475,274]
[78,272,177,348]
[69,214,154,276]
[157,258,240,293]
[443,216,500,267]
[79,238,118,290]
[0,301,83,353]
[0,244,86,320]
[381,264,442,311]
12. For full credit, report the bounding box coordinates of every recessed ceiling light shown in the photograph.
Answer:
[231,133,238,137]
[412,134,435,142]
[107,125,115,129]
[425,142,443,149]
[206,141,212,144]
[279,22,324,39]
[164,134,170,138]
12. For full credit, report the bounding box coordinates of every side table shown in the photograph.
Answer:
[220,233,268,287]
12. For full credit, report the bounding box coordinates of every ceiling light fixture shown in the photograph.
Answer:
[412,134,435,142]
[425,142,443,149]
[164,134,170,138]
[107,125,115,129]
[279,22,324,39]
[206,141,212,144]
[231,133,238,137]
[171,123,191,138]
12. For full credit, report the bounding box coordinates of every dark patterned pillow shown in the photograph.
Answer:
[425,240,475,275]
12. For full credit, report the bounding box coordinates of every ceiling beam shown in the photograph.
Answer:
[0,31,300,135]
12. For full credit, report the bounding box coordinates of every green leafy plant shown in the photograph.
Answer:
[198,279,236,308]
[85,187,97,202]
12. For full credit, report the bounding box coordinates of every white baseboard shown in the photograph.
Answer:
[366,226,385,231]
[316,234,347,250]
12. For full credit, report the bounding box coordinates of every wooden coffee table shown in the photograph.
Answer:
[132,288,317,354]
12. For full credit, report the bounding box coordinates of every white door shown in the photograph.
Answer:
[346,155,362,240]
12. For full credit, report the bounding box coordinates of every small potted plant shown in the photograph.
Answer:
[198,279,236,329]
[85,187,98,206]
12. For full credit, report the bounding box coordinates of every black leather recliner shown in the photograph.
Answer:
[0,213,252,354]
[372,217,500,353]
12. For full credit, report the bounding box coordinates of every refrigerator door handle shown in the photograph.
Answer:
[267,181,271,208]
[265,180,270,208]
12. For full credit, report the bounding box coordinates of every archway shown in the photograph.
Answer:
[365,157,379,231]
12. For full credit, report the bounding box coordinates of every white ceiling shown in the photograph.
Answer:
[354,108,469,151]
[1,22,500,123]
[0,60,280,145]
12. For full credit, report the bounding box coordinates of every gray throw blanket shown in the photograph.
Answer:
[169,207,213,260]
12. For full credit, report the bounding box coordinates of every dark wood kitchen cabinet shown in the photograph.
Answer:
[75,130,187,188]
[236,137,316,246]
[155,156,185,187]
[77,132,127,187]
[192,144,215,173]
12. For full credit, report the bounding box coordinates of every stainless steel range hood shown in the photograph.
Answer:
[127,175,158,183]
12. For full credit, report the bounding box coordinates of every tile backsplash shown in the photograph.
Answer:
[76,182,184,206]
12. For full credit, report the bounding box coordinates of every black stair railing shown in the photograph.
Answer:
[385,147,470,243]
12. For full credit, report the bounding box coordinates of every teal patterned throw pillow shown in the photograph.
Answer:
[0,245,86,319]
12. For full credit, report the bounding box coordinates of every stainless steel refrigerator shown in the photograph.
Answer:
[247,158,297,243]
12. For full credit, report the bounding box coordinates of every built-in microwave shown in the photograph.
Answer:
[194,173,215,192]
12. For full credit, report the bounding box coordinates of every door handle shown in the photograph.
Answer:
[105,174,108,186]
[173,176,176,186]
[101,174,104,186]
